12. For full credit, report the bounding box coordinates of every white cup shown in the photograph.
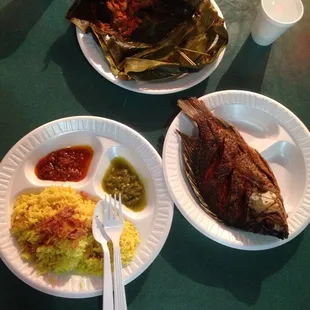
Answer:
[251,0,304,46]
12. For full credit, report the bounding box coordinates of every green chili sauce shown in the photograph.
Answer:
[102,157,146,211]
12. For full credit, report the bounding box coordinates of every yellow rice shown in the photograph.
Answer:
[11,186,140,275]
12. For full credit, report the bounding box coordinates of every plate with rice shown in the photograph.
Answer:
[0,116,174,298]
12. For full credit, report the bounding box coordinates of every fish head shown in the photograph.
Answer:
[248,191,289,240]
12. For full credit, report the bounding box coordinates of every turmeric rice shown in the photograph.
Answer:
[11,186,140,275]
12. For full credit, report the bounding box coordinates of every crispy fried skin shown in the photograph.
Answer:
[177,98,289,239]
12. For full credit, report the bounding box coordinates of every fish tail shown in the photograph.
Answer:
[177,98,212,123]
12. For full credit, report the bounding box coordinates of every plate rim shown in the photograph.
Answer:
[75,0,226,95]
[162,89,310,251]
[0,116,174,298]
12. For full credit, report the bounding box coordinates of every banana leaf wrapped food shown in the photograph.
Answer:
[66,0,228,81]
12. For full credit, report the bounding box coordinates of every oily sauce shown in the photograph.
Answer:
[102,157,146,211]
[35,145,94,181]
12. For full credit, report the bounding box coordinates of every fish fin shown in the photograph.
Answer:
[253,149,281,191]
[176,130,198,166]
[177,98,213,122]
[208,113,240,134]
[177,130,221,222]
[185,166,221,222]
[216,117,234,130]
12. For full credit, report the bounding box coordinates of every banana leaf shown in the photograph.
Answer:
[130,13,185,45]
[66,0,112,26]
[124,58,203,80]
[66,0,228,81]
[152,0,203,16]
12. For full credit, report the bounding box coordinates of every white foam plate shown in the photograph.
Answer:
[163,90,310,250]
[76,0,226,95]
[0,116,174,298]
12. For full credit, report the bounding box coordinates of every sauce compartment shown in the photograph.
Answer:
[24,132,103,187]
[212,104,280,140]
[179,104,281,150]
[261,141,306,215]
[102,157,147,212]
[93,145,155,221]
[35,146,94,182]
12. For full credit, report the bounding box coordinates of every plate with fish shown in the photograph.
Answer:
[163,90,310,250]
[0,116,173,297]
[66,0,228,95]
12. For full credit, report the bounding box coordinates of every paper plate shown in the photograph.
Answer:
[0,116,173,297]
[163,90,310,250]
[76,0,226,95]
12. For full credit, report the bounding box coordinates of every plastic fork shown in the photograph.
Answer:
[103,194,127,310]
[92,200,114,310]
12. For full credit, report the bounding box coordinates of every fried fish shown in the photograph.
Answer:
[177,97,289,239]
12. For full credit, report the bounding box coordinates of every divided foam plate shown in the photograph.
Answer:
[0,117,174,298]
[163,90,310,250]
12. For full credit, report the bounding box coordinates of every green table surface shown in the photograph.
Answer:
[1,0,310,309]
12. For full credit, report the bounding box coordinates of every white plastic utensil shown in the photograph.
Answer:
[251,0,304,46]
[92,200,114,310]
[103,195,127,310]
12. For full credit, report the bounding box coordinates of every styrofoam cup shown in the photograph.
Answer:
[251,0,304,46]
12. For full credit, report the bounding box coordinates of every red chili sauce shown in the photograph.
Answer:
[35,146,94,181]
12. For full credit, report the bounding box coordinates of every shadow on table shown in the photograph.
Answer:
[96,267,150,308]
[161,211,302,306]
[126,268,150,305]
[0,0,53,60]
[1,257,149,310]
[216,35,272,92]
[0,260,93,309]
[44,26,209,133]
[156,35,272,153]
